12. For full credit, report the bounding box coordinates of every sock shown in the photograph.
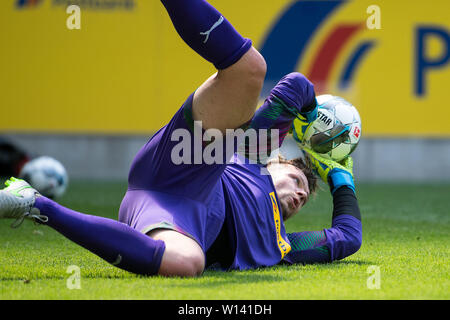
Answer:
[34,196,165,276]
[160,0,252,69]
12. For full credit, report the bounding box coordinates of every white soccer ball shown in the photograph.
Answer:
[19,156,69,199]
[303,95,362,162]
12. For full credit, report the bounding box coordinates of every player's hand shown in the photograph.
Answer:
[303,147,355,194]
[291,98,319,144]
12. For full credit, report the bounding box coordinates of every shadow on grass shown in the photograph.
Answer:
[1,260,375,283]
[164,272,288,289]
[331,259,376,266]
[161,259,376,288]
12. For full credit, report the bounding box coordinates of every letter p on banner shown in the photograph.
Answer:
[416,26,450,96]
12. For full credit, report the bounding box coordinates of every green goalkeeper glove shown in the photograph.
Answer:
[303,147,355,194]
[291,98,318,144]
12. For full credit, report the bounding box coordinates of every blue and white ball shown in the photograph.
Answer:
[303,95,362,162]
[19,156,69,199]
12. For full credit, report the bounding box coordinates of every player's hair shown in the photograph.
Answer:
[267,154,318,196]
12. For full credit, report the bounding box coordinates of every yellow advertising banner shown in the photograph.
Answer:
[1,0,449,136]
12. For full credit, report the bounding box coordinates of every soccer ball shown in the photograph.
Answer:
[19,156,69,199]
[303,95,362,162]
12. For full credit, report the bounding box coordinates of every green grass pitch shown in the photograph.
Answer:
[0,180,449,300]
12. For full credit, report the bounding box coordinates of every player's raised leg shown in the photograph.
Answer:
[160,0,267,132]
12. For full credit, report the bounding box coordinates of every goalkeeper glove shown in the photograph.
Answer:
[303,147,355,194]
[291,98,319,144]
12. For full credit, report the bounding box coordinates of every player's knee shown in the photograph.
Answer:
[157,244,205,277]
[184,252,205,277]
[168,251,205,277]
[225,47,266,91]
[150,229,205,277]
[241,48,267,89]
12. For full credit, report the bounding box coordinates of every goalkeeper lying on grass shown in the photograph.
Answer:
[0,0,361,277]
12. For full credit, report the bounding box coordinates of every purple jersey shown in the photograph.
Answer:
[119,73,319,270]
[220,153,292,269]
[119,93,291,270]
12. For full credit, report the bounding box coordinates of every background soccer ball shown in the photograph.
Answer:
[303,94,362,162]
[19,156,69,199]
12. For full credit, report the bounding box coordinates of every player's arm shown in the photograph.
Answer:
[283,150,362,264]
[284,186,362,264]
[242,73,317,163]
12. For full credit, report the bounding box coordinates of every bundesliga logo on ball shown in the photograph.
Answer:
[302,95,362,162]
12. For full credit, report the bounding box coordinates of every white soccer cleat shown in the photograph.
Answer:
[0,177,48,228]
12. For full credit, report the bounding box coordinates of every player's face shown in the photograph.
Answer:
[268,163,310,221]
